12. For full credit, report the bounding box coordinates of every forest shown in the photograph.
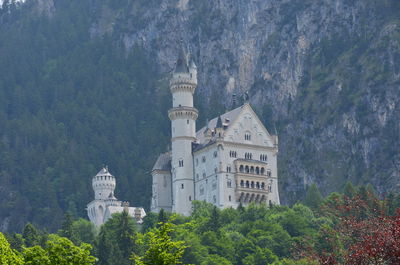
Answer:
[1,184,400,264]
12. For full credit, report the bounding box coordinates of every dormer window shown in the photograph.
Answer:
[245,132,251,141]
[179,159,184,167]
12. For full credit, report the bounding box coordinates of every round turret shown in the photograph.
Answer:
[92,166,116,200]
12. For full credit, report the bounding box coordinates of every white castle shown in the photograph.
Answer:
[87,167,146,226]
[151,49,280,216]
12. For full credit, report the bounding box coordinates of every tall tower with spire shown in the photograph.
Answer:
[168,48,198,216]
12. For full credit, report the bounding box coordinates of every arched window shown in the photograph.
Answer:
[245,132,251,141]
[261,168,265,175]
[250,166,254,173]
[240,180,244,187]
[179,159,184,167]
[214,151,217,157]
[256,182,260,189]
[267,170,271,177]
[245,166,249,173]
[189,195,192,201]
[256,167,260,174]
[239,165,244,172]
[251,181,255,188]
[246,180,250,188]
[229,195,232,202]
[261,182,265,189]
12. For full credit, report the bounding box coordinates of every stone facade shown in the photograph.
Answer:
[151,51,279,215]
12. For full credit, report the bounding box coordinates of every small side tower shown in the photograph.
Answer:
[87,167,117,226]
[168,48,198,216]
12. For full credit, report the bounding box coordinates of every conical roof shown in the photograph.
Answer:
[175,47,189,73]
[96,166,113,177]
[216,115,223,128]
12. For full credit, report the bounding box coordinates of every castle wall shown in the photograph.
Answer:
[151,170,172,212]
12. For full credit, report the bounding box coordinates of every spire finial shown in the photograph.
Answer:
[244,91,250,102]
[216,115,223,129]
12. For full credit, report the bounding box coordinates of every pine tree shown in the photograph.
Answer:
[343,181,356,198]
[157,208,168,226]
[304,183,323,210]
[22,223,40,247]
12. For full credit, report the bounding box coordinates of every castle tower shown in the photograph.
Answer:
[168,48,198,216]
[92,166,116,200]
[87,166,117,226]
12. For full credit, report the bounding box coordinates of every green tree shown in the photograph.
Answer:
[22,245,51,265]
[343,181,356,198]
[45,234,96,264]
[200,254,233,265]
[133,220,187,265]
[58,213,74,241]
[22,223,40,247]
[157,209,168,225]
[71,218,96,245]
[304,183,323,210]
[0,232,24,265]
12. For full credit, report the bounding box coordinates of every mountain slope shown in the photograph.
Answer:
[0,0,399,231]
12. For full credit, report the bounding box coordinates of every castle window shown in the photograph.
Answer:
[196,158,198,166]
[250,166,254,174]
[240,180,244,187]
[226,165,231,172]
[256,182,260,189]
[196,174,199,180]
[261,168,265,175]
[200,186,204,195]
[239,165,244,172]
[213,151,217,157]
[245,132,251,141]
[213,195,217,203]
[260,154,268,162]
[189,196,192,201]
[229,195,232,202]
[179,159,184,167]
[268,185,272,192]
[261,182,265,189]
[229,151,237,158]
[214,167,218,173]
[267,170,271,177]
[256,167,260,174]
[163,176,167,187]
[202,156,206,163]
[245,166,249,173]
[187,119,189,124]
[212,181,217,190]
[251,181,255,189]
[202,172,206,178]
[227,179,232,188]
[181,184,184,189]
[246,181,250,188]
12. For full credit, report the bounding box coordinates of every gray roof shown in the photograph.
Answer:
[96,167,113,177]
[152,152,171,171]
[196,104,244,144]
[175,48,189,73]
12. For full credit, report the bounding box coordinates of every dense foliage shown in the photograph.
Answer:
[2,185,400,264]
[0,0,172,231]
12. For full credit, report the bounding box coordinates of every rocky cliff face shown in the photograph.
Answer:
[87,0,399,202]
